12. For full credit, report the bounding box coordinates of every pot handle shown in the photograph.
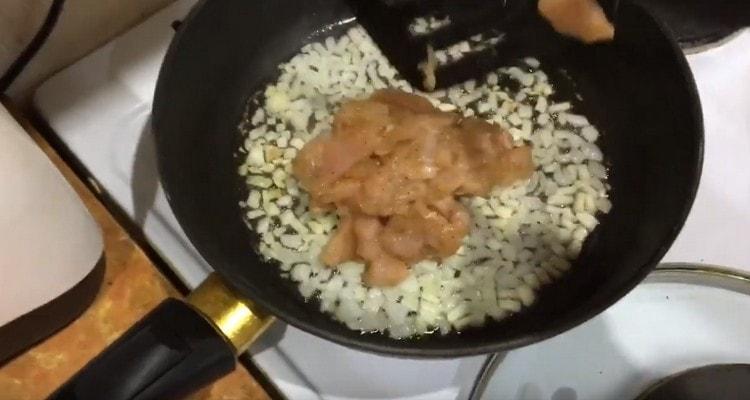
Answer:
[49,274,274,400]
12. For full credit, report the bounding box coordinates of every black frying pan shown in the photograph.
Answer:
[51,0,702,398]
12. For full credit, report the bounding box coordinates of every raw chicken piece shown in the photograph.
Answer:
[364,255,410,287]
[293,100,390,191]
[320,215,356,266]
[352,216,410,286]
[293,89,534,286]
[538,0,615,44]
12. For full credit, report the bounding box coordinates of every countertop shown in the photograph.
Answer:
[0,104,271,400]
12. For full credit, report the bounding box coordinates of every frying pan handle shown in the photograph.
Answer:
[48,298,235,399]
[49,274,274,400]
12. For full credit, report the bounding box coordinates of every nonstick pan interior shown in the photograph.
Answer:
[152,0,702,357]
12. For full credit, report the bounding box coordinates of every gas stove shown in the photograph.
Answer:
[32,2,486,399]
[33,0,750,398]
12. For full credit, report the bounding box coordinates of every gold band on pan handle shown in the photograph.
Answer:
[187,273,275,354]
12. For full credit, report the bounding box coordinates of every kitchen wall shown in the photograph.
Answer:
[0,0,174,103]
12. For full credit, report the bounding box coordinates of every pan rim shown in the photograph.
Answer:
[153,0,704,358]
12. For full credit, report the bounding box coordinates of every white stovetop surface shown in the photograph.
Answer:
[33,0,750,398]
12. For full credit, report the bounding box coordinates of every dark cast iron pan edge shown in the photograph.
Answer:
[151,0,703,358]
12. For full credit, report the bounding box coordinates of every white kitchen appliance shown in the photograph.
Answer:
[0,103,103,363]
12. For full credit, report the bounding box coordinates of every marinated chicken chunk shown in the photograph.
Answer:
[538,0,615,44]
[293,89,534,286]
